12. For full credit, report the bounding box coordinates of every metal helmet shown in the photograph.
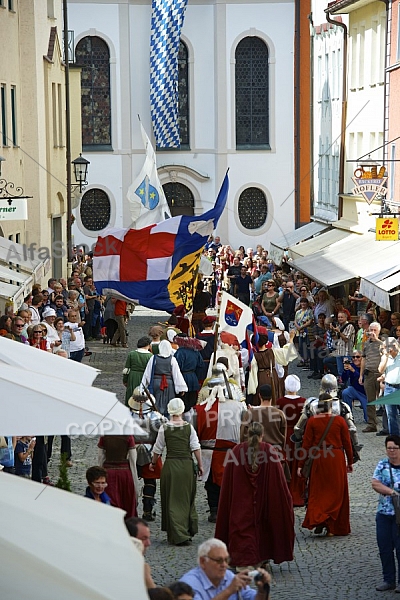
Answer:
[208,363,227,388]
[131,386,148,402]
[320,374,338,395]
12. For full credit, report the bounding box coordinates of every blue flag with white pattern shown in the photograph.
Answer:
[150,0,187,148]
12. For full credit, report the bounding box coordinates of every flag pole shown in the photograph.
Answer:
[212,290,223,366]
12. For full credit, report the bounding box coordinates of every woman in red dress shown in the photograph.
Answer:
[98,435,137,518]
[215,421,294,567]
[298,395,353,536]
[276,374,306,507]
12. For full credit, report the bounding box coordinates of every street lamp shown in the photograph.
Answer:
[71,154,90,193]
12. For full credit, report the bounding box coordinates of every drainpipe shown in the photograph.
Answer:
[377,0,390,167]
[308,12,315,218]
[294,0,301,228]
[325,9,347,218]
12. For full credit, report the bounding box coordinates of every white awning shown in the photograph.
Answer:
[360,266,400,311]
[0,236,51,306]
[292,233,400,296]
[0,236,50,280]
[289,228,351,259]
[269,221,330,265]
[0,281,26,305]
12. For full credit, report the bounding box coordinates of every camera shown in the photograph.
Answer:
[343,359,351,365]
[248,570,263,583]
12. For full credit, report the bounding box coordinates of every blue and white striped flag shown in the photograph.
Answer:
[150,0,187,148]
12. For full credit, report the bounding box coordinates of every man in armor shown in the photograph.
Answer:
[192,363,246,523]
[293,374,362,456]
[128,387,167,521]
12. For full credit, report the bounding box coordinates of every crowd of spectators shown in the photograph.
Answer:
[2,238,400,598]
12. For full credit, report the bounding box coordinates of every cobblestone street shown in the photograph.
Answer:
[49,306,387,598]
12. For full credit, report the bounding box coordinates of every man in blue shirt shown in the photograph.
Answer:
[180,538,270,600]
[341,352,368,423]
[0,436,16,474]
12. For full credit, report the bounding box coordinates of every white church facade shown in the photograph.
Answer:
[68,0,295,251]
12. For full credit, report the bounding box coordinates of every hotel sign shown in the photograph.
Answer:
[375,218,399,241]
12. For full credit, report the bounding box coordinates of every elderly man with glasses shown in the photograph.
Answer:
[180,538,271,600]
[341,353,368,423]
[378,339,400,436]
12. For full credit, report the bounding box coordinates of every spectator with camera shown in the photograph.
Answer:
[323,312,355,379]
[180,538,271,599]
[278,282,299,331]
[341,353,368,423]
[359,322,386,433]
[378,338,400,436]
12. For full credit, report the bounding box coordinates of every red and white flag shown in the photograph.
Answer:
[218,291,253,344]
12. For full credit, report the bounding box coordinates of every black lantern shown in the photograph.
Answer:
[72,153,90,193]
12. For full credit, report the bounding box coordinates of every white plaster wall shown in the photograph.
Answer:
[69,0,295,251]
[343,3,386,192]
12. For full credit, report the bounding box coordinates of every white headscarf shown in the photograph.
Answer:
[158,340,173,358]
[285,374,301,393]
[167,398,185,416]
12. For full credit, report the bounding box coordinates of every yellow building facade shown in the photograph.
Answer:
[0,0,81,309]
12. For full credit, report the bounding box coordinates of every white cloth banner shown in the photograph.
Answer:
[218,291,253,344]
[127,122,171,228]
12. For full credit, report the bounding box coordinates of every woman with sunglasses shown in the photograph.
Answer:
[341,353,368,423]
[28,326,52,351]
[372,434,400,591]
[260,281,280,323]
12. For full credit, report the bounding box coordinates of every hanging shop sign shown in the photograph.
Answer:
[0,199,28,220]
[352,165,387,205]
[375,217,399,241]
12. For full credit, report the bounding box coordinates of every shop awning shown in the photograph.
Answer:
[289,228,351,260]
[269,221,330,265]
[360,266,400,311]
[0,236,51,307]
[0,281,26,306]
[291,233,400,296]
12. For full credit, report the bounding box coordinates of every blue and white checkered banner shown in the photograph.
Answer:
[150,0,187,148]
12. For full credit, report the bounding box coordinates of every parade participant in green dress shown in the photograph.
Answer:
[149,398,203,546]
[123,336,153,405]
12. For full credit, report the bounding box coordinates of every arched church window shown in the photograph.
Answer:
[76,36,112,149]
[235,37,269,149]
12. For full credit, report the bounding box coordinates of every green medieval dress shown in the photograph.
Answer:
[123,349,152,405]
[159,423,199,545]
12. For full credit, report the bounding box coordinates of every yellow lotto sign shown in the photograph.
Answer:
[376,218,399,241]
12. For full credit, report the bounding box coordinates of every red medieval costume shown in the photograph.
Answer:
[276,394,307,506]
[299,414,353,536]
[98,435,137,519]
[215,441,295,567]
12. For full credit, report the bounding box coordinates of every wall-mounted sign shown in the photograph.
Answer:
[0,199,28,220]
[376,217,399,241]
[352,165,387,205]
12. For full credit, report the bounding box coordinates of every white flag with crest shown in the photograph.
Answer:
[127,121,171,228]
